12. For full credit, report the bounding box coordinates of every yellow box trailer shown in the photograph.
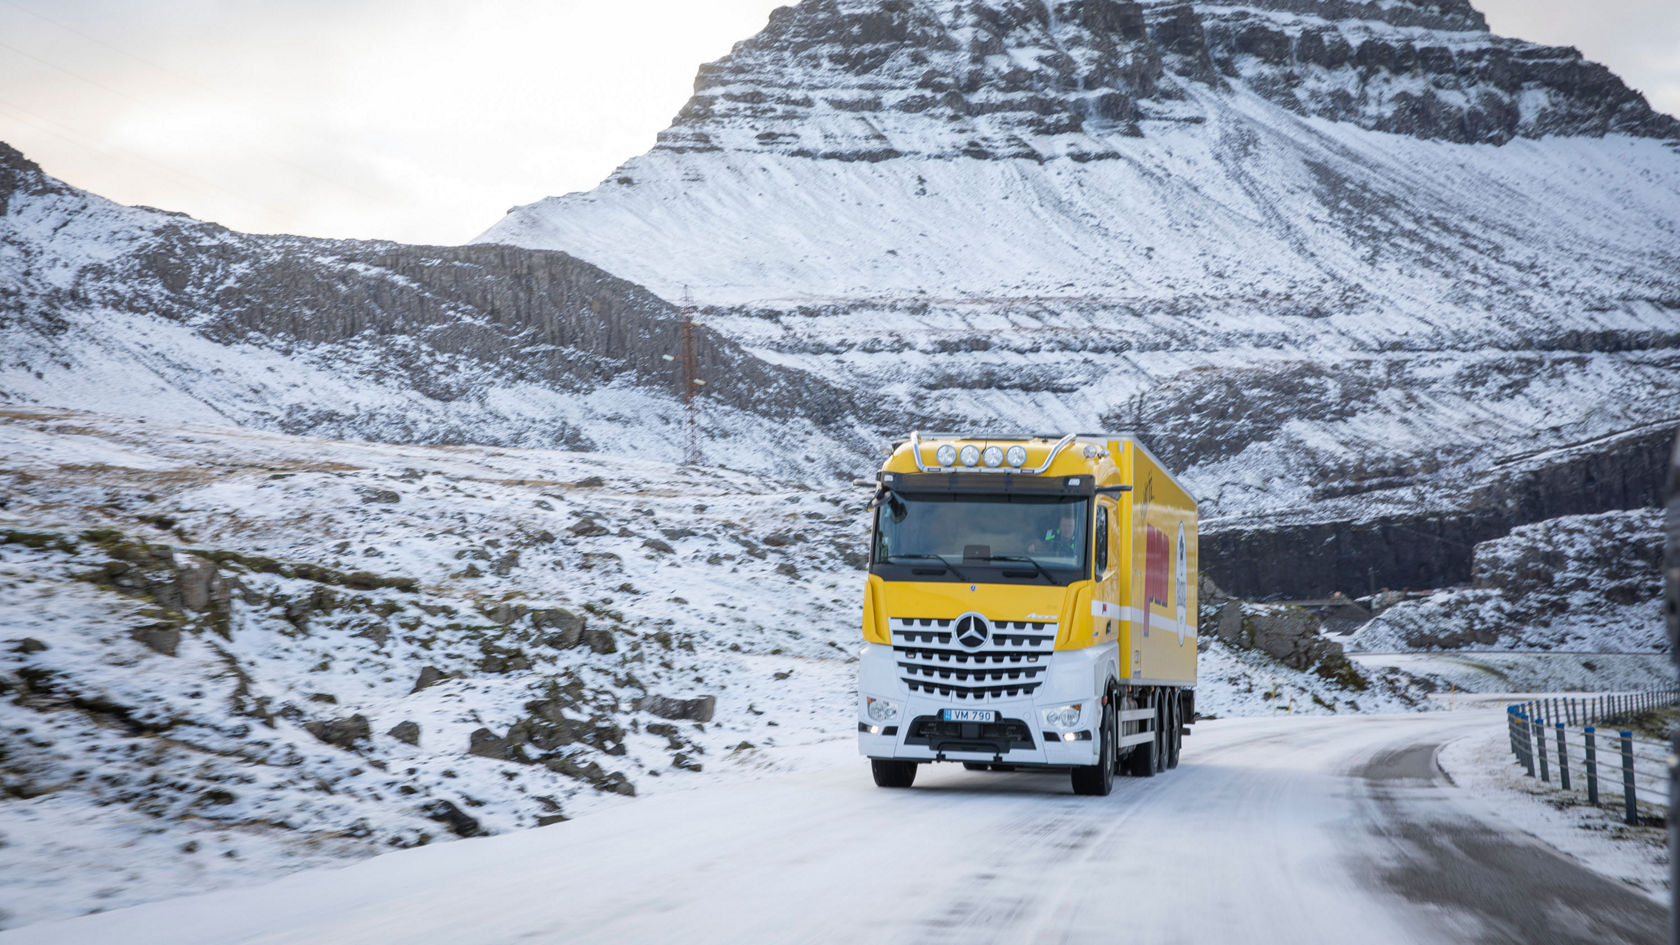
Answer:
[857,432,1198,795]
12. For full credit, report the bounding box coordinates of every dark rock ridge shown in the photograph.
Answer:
[1193,0,1678,143]
[1348,507,1667,651]
[1204,422,1677,599]
[0,142,863,447]
[654,0,1675,159]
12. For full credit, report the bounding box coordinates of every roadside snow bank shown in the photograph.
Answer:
[1437,717,1668,903]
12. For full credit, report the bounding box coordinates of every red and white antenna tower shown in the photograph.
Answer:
[679,287,703,466]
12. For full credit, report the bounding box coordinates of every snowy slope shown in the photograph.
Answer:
[0,407,1414,928]
[0,143,875,476]
[475,0,1680,595]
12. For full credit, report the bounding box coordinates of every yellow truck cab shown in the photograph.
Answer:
[858,432,1198,796]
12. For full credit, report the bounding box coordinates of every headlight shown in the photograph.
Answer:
[959,445,980,466]
[982,446,1003,467]
[1041,703,1082,730]
[866,697,900,722]
[935,445,957,466]
[1005,445,1027,467]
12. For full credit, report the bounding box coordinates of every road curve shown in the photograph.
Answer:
[3,709,1663,945]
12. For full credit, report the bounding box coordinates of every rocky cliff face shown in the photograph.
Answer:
[1347,507,1668,652]
[653,0,1675,161]
[0,143,869,470]
[1192,0,1677,143]
[1203,422,1677,598]
[480,0,1680,596]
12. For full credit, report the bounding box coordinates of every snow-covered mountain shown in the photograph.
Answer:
[478,0,1680,596]
[0,143,871,476]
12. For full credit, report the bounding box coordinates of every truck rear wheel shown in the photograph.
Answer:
[1071,701,1115,796]
[871,759,917,788]
[1165,691,1181,770]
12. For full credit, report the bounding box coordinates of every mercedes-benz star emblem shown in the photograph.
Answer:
[954,613,989,649]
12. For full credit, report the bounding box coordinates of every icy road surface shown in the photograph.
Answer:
[6,709,1663,945]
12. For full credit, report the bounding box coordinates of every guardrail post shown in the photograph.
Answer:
[1555,722,1570,791]
[1525,709,1538,770]
[1537,717,1550,782]
[1584,726,1599,805]
[1620,730,1637,826]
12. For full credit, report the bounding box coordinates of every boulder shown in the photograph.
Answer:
[387,720,421,745]
[130,624,181,657]
[531,607,586,648]
[467,727,524,761]
[637,694,716,723]
[422,800,482,838]
[305,714,371,749]
[411,666,447,693]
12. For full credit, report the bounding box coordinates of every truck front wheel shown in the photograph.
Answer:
[1071,701,1116,796]
[871,759,917,788]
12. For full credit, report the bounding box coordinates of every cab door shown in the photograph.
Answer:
[1092,497,1121,645]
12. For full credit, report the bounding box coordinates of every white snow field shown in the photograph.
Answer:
[0,406,1420,928]
[4,707,1665,945]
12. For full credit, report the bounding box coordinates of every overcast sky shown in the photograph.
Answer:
[1,0,1675,245]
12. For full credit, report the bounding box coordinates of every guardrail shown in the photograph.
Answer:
[1506,689,1679,825]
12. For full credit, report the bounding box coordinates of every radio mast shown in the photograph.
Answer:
[679,288,703,466]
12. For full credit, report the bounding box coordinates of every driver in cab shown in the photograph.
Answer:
[1028,505,1079,560]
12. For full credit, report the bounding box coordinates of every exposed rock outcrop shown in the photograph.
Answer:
[1200,579,1366,689]
[646,0,1675,162]
[1349,508,1668,652]
[1202,423,1676,598]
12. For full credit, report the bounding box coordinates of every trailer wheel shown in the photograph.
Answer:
[1125,692,1159,778]
[1071,700,1116,796]
[1165,691,1181,770]
[871,759,917,788]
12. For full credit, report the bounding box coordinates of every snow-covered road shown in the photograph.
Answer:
[6,709,1663,944]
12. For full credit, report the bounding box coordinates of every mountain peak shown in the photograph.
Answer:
[652,0,1674,158]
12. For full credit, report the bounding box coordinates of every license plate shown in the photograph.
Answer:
[941,709,997,723]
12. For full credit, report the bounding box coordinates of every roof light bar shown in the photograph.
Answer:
[907,432,1079,475]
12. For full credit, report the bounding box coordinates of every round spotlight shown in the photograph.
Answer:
[1005,446,1027,467]
[935,445,957,466]
[959,445,980,467]
[982,446,1003,468]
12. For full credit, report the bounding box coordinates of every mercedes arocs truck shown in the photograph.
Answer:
[857,432,1198,796]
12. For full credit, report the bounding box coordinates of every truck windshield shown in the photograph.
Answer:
[871,492,1089,585]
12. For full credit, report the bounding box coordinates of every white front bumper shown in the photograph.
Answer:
[856,641,1118,767]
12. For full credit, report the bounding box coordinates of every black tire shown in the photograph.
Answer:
[1071,700,1116,796]
[1165,691,1181,770]
[871,759,917,788]
[1125,693,1159,778]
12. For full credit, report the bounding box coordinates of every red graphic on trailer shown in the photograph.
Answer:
[1144,523,1169,638]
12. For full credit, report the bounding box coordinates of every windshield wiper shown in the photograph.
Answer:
[883,554,972,581]
[978,554,1057,584]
